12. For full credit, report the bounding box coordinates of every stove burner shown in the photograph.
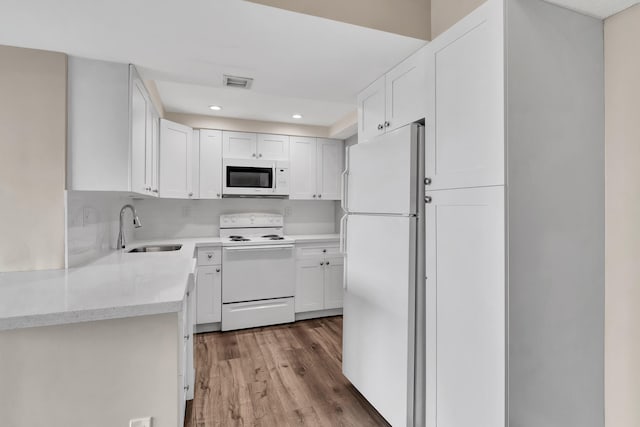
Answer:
[229,236,250,242]
[261,234,279,238]
[268,236,284,240]
[229,235,244,239]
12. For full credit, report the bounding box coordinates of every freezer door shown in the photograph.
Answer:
[343,214,416,427]
[347,124,420,215]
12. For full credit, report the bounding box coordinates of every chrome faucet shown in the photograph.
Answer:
[117,204,142,249]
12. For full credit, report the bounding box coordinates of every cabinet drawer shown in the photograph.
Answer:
[222,297,294,331]
[296,245,340,259]
[197,247,222,266]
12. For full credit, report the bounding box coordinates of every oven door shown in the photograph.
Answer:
[222,244,295,303]
[223,160,275,195]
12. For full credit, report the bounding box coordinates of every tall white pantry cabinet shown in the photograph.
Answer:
[361,0,605,425]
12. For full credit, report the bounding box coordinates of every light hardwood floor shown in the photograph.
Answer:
[185,316,390,427]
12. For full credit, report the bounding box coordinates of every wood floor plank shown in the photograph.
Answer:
[188,316,390,427]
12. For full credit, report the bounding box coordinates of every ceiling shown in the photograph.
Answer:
[0,0,425,127]
[544,0,639,18]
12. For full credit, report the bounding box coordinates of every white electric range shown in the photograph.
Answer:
[219,213,296,331]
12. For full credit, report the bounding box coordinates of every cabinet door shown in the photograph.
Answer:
[159,119,193,199]
[257,134,289,160]
[289,136,318,199]
[425,1,504,190]
[323,256,344,309]
[295,258,325,313]
[222,131,257,159]
[424,186,505,427]
[150,108,160,196]
[130,74,151,195]
[357,76,386,143]
[316,138,344,201]
[198,129,223,199]
[196,265,222,324]
[385,47,427,132]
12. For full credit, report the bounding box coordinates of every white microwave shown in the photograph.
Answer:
[222,159,289,197]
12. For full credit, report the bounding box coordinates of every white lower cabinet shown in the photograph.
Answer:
[196,265,222,324]
[295,243,344,313]
[425,186,505,427]
[195,247,222,326]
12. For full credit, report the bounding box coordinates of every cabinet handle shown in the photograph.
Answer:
[322,249,327,253]
[258,153,263,158]
[252,153,256,157]
[320,262,324,266]
[424,177,432,186]
[313,194,317,198]
[326,261,330,266]
[384,121,390,128]
[377,124,384,130]
[425,196,432,204]
[216,193,220,197]
[184,334,190,340]
[318,194,322,199]
[184,385,190,391]
[207,254,213,259]
[216,268,221,273]
[152,189,158,193]
[188,192,193,197]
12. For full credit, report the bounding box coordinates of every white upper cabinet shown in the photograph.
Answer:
[357,46,428,143]
[67,58,160,194]
[290,137,344,200]
[196,129,223,199]
[386,48,428,133]
[159,119,194,199]
[130,66,158,197]
[316,138,344,200]
[222,131,257,159]
[222,131,289,160]
[425,2,504,190]
[257,134,289,160]
[358,77,386,143]
[290,136,318,199]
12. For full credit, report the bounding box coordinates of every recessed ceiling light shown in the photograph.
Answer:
[292,114,303,119]
[209,105,222,111]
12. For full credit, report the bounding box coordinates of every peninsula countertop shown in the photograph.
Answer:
[0,234,339,331]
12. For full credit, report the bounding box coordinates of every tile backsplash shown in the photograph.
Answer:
[131,198,339,241]
[66,191,132,267]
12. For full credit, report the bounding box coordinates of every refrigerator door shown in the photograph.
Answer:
[343,214,416,427]
[347,124,420,215]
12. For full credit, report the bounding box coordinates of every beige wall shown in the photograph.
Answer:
[247,0,430,40]
[431,0,487,38]
[0,314,179,427]
[166,112,333,138]
[605,5,640,427]
[0,45,67,272]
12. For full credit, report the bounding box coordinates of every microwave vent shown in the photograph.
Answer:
[223,75,253,89]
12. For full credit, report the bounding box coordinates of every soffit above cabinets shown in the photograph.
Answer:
[544,0,639,19]
[0,0,425,126]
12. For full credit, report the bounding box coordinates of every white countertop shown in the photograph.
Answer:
[0,234,338,331]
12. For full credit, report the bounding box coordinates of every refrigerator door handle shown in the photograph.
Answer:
[341,147,350,212]
[340,214,348,290]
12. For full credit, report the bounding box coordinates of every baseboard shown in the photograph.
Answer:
[295,308,343,321]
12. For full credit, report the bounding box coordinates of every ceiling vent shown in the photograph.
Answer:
[223,75,253,89]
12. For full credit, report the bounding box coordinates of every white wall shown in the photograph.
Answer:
[0,45,67,272]
[132,198,338,241]
[66,191,132,267]
[604,5,640,427]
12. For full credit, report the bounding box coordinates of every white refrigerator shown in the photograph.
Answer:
[341,123,425,427]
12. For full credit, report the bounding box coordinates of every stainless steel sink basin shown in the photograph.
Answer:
[127,244,183,253]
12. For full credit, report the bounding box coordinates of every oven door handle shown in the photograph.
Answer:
[224,244,294,251]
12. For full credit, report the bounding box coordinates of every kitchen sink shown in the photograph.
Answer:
[127,244,183,253]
